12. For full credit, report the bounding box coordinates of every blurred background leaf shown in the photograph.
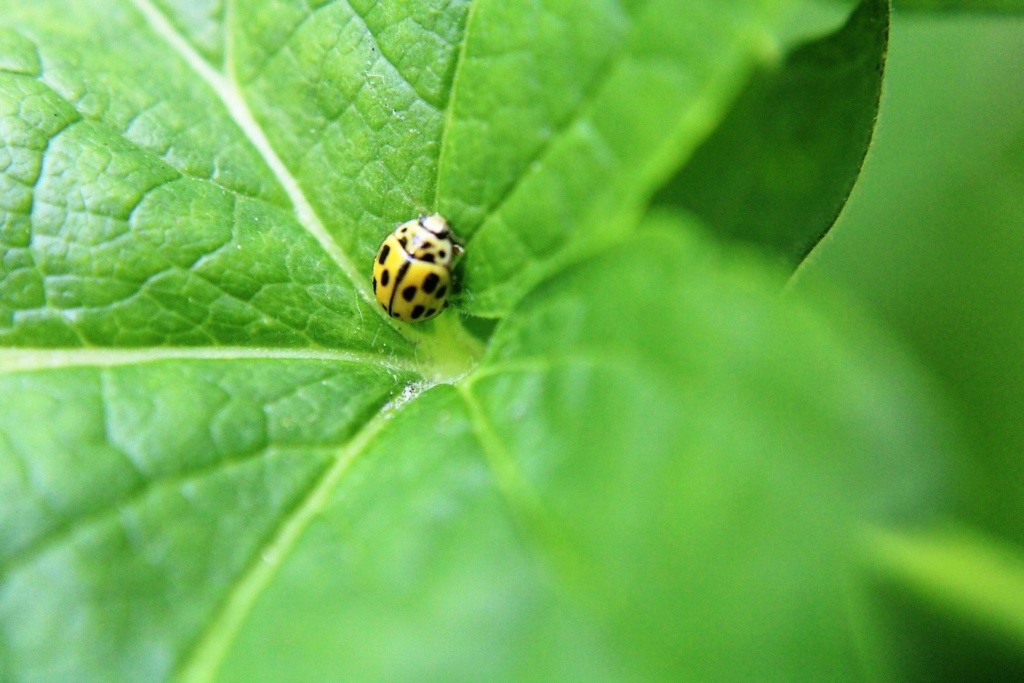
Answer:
[796,12,1024,549]
[895,0,1024,13]
[795,12,1024,678]
[654,0,889,267]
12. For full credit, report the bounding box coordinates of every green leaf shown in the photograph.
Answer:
[231,0,473,267]
[0,5,409,355]
[654,0,889,266]
[440,0,800,316]
[0,0,961,680]
[211,218,951,682]
[151,0,224,64]
[0,354,417,681]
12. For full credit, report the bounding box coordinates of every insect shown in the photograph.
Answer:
[372,214,463,322]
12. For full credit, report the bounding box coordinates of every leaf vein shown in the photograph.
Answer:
[460,2,647,238]
[1,445,291,579]
[172,380,431,682]
[98,367,149,481]
[455,383,590,593]
[0,347,422,375]
[338,0,444,110]
[128,0,407,337]
[433,0,481,208]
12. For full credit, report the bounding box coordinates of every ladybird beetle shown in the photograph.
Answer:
[372,214,463,322]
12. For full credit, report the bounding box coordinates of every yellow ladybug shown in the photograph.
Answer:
[372,214,464,322]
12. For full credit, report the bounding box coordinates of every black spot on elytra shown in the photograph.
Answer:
[422,273,440,294]
[372,277,377,293]
[402,285,417,302]
[435,229,449,240]
[435,285,447,299]
[380,269,390,287]
[398,237,408,249]
[411,305,425,319]
[426,308,436,317]
[439,250,446,259]
[386,262,411,316]
[378,244,390,264]
[419,254,435,263]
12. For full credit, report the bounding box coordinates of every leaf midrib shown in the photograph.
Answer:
[126,0,410,339]
[4,4,450,677]
[432,0,480,208]
[0,347,422,375]
[172,380,432,683]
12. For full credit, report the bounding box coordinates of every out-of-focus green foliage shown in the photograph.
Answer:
[0,1,1021,681]
[796,14,1024,678]
[799,14,1024,547]
[656,0,888,265]
[896,0,1024,12]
